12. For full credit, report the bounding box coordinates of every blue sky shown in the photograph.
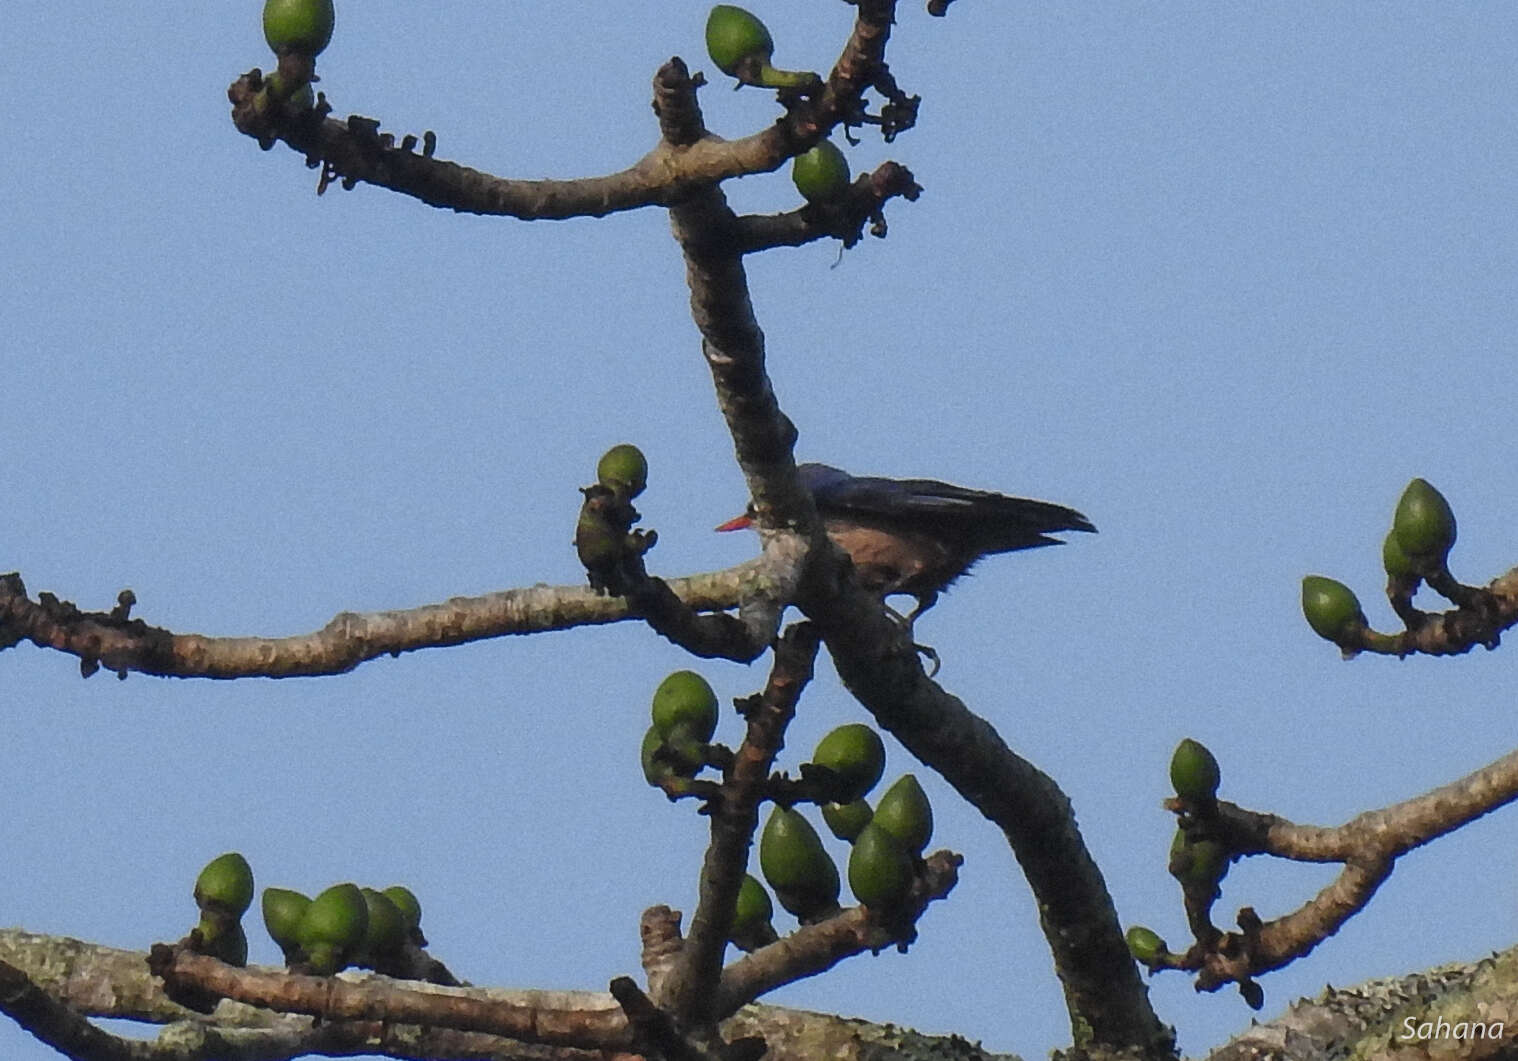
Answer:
[3,3,1515,1059]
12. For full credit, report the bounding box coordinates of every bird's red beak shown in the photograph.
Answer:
[714,514,754,532]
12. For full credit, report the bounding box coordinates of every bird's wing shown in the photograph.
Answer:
[798,463,1095,552]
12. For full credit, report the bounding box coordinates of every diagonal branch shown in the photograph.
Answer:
[804,586,1174,1060]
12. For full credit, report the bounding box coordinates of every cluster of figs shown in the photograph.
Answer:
[1301,478,1459,646]
[1124,737,1227,968]
[192,852,426,976]
[705,5,852,204]
[642,669,936,945]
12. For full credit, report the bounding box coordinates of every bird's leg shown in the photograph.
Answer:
[883,593,940,676]
[902,591,938,628]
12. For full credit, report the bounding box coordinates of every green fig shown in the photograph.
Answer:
[1168,830,1229,892]
[356,888,406,964]
[1392,478,1456,563]
[264,69,317,106]
[642,722,705,783]
[1382,528,1418,578]
[706,5,773,76]
[382,886,423,939]
[821,798,873,842]
[651,670,718,743]
[705,5,818,89]
[732,873,774,934]
[263,0,335,57]
[760,805,839,918]
[792,141,851,203]
[596,444,648,499]
[1169,738,1220,802]
[812,723,886,803]
[759,805,828,891]
[194,853,254,917]
[1125,925,1167,964]
[296,883,368,975]
[847,821,914,913]
[195,917,249,966]
[640,724,673,784]
[1301,575,1365,644]
[873,774,933,854]
[772,849,840,921]
[262,887,311,959]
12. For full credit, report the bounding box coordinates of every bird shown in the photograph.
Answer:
[716,462,1095,624]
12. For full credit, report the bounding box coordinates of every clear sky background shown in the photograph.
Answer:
[3,3,1515,1059]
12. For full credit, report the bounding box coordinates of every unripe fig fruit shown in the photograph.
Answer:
[641,725,673,784]
[1169,738,1220,802]
[847,821,914,912]
[652,670,718,743]
[1125,925,1167,963]
[1168,830,1229,891]
[812,723,885,803]
[263,0,335,57]
[642,723,704,783]
[596,444,648,499]
[872,774,933,854]
[1301,575,1365,643]
[760,806,840,918]
[196,917,249,966]
[792,141,850,203]
[382,886,422,937]
[1392,478,1456,562]
[732,873,774,934]
[356,888,406,963]
[705,5,774,76]
[297,883,368,975]
[262,887,311,956]
[821,797,873,842]
[1382,528,1418,578]
[195,852,254,917]
[705,4,818,89]
[264,70,317,107]
[759,805,830,892]
[771,851,840,921]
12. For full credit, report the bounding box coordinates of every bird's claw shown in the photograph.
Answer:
[914,642,940,677]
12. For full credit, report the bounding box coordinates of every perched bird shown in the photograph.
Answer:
[717,463,1095,623]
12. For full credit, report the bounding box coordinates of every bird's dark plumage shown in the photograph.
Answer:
[722,462,1095,622]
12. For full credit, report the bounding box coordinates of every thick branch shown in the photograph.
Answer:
[0,959,145,1061]
[0,931,1017,1061]
[805,589,1172,1060]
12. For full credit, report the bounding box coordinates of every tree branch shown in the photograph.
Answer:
[0,566,757,680]
[803,588,1174,1060]
[1,930,1017,1061]
[661,624,821,1020]
[1155,746,1518,992]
